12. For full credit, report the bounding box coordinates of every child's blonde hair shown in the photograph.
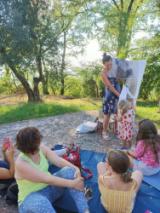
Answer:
[118,100,131,115]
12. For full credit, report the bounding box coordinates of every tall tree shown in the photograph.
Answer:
[52,0,91,95]
[87,0,145,58]
[0,0,74,101]
[0,0,52,101]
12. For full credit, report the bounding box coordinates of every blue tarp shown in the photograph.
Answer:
[55,150,160,213]
[144,173,160,191]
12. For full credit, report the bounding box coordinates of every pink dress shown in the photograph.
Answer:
[117,109,135,142]
[134,140,160,167]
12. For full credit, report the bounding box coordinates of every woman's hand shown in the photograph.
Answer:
[101,72,120,97]
[5,144,14,163]
[116,91,120,97]
[71,176,84,191]
[2,143,15,178]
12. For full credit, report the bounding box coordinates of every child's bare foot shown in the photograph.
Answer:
[102,132,111,140]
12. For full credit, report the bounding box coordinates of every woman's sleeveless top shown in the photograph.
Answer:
[16,150,50,204]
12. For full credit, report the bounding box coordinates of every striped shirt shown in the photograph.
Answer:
[98,177,137,213]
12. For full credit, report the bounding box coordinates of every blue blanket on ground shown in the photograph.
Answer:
[143,173,160,191]
[55,150,160,213]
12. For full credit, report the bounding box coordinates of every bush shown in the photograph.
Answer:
[64,76,82,98]
[0,73,24,95]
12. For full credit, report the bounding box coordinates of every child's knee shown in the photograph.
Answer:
[97,162,105,170]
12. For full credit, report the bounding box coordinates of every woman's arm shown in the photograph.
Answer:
[1,145,15,179]
[101,72,120,97]
[41,145,81,177]
[117,110,122,122]
[132,141,145,158]
[0,167,14,179]
[127,151,137,159]
[15,159,84,191]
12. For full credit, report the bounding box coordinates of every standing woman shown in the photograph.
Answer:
[101,54,121,140]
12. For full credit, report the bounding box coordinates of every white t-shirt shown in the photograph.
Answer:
[119,85,135,103]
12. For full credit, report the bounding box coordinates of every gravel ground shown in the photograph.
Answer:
[0,111,122,213]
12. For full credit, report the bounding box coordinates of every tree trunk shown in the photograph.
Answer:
[36,54,48,95]
[158,97,160,113]
[42,60,49,95]
[33,77,41,102]
[117,13,133,59]
[43,81,49,95]
[7,60,41,102]
[50,85,56,95]
[60,31,67,95]
[60,78,64,95]
[95,83,99,98]
[116,0,144,59]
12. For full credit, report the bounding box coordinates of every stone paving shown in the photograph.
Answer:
[0,111,121,213]
[0,111,121,156]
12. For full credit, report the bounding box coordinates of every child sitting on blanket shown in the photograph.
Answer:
[117,99,135,149]
[97,150,143,213]
[128,119,160,176]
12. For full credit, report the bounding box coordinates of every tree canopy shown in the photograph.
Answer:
[0,0,159,102]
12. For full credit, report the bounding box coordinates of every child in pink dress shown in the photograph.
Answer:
[117,100,135,149]
[128,119,160,176]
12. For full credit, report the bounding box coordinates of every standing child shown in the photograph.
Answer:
[128,119,160,176]
[117,99,135,149]
[97,150,143,213]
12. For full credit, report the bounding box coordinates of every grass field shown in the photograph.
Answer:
[136,100,160,128]
[0,96,101,124]
[0,95,159,128]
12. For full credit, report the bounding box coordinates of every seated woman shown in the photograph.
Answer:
[15,127,89,213]
[128,119,160,176]
[0,139,15,191]
[97,150,143,213]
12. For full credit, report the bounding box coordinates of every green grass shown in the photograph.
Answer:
[0,99,101,124]
[0,98,159,129]
[136,101,160,128]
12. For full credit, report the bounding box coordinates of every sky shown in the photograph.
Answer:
[69,39,102,67]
